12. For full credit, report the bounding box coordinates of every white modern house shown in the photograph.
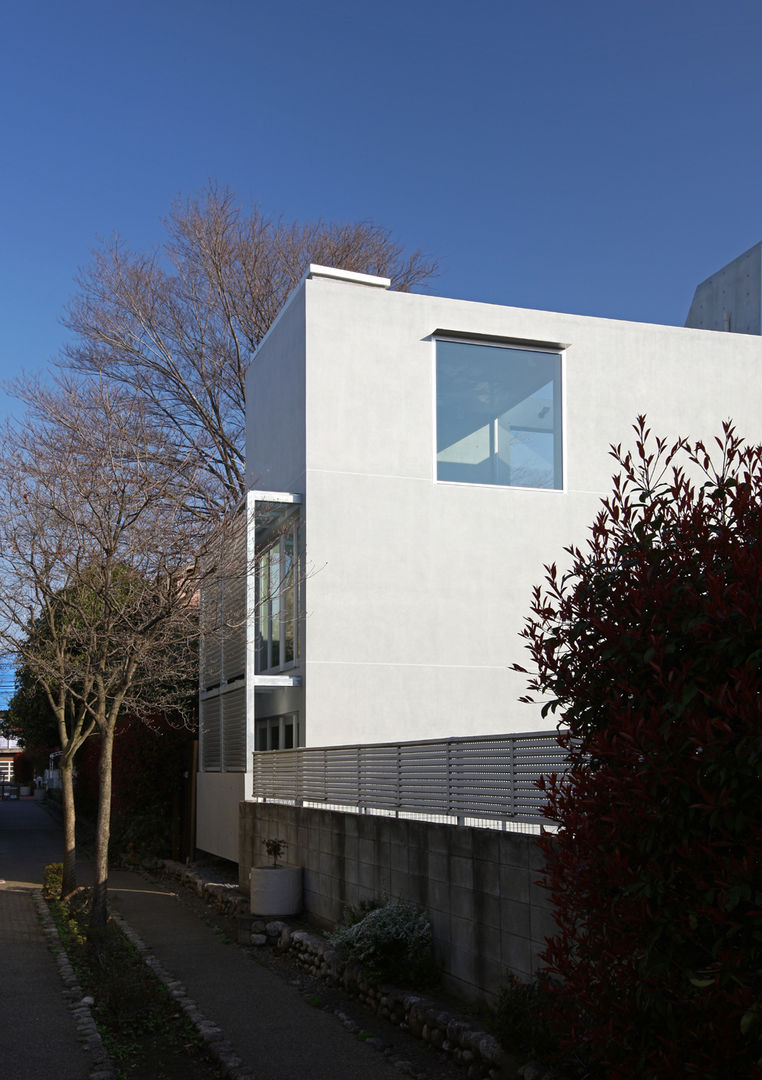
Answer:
[197,250,762,863]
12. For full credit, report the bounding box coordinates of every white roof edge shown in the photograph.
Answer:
[254,265,391,358]
[307,264,391,289]
[246,490,304,504]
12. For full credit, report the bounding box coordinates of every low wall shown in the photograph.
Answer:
[239,803,555,1002]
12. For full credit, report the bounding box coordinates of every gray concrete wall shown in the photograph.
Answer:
[239,802,554,1002]
[685,242,762,334]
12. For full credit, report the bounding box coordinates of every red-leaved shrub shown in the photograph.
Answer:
[514,418,762,1079]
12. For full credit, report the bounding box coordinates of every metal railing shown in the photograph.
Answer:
[250,730,568,830]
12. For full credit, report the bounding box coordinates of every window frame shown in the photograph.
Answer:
[254,519,300,676]
[255,712,301,752]
[433,334,566,492]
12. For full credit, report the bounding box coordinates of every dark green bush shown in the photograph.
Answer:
[329,899,437,987]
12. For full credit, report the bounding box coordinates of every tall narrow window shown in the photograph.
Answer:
[436,339,563,490]
[255,521,300,674]
[283,531,295,664]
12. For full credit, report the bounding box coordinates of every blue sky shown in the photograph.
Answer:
[3,0,762,388]
[0,0,760,701]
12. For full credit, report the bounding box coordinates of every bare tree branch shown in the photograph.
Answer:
[0,377,208,918]
[62,183,438,516]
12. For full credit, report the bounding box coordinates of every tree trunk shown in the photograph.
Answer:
[60,758,77,898]
[90,722,115,927]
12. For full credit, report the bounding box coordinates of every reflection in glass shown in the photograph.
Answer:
[255,522,300,674]
[436,340,562,489]
[283,532,295,664]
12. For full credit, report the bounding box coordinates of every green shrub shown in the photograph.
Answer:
[43,862,63,900]
[328,899,437,987]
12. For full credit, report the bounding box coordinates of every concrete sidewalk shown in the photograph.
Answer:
[0,799,96,1080]
[106,866,443,1080]
[0,800,475,1080]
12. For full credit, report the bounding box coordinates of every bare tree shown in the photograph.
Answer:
[62,184,438,516]
[0,377,207,922]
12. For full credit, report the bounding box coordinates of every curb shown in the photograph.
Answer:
[34,890,114,1080]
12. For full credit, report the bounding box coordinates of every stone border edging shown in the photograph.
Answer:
[282,927,504,1080]
[108,909,256,1080]
[34,890,114,1080]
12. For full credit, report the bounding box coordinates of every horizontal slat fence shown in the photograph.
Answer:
[251,731,569,829]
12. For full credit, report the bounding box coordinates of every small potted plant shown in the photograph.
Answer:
[249,837,303,916]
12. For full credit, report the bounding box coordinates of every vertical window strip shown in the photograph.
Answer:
[255,521,300,675]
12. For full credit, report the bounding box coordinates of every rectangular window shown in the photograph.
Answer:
[255,713,301,751]
[255,521,300,674]
[436,339,563,490]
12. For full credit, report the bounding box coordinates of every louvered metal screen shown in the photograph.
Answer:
[201,697,221,771]
[221,687,247,771]
[200,577,221,688]
[251,731,569,827]
[222,527,246,683]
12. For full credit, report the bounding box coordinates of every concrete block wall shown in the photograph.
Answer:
[239,802,555,1002]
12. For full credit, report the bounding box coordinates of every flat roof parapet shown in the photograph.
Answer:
[307,264,391,289]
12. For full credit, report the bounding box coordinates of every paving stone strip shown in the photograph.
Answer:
[109,909,255,1080]
[33,889,115,1080]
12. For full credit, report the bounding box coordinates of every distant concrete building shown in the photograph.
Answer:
[685,241,762,334]
[197,253,762,862]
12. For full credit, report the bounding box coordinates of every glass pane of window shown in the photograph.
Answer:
[254,520,301,674]
[437,340,562,489]
[254,713,302,752]
[283,530,295,664]
[256,552,269,673]
[270,540,281,668]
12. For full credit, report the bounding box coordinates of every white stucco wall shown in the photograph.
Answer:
[295,274,762,746]
[246,286,307,494]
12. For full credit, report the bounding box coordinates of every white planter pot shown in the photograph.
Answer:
[249,865,303,917]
